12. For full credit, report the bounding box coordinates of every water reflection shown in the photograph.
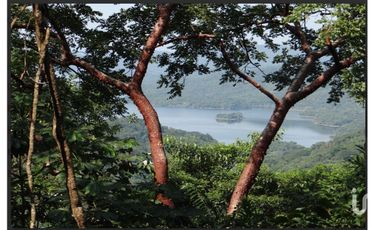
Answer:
[127,106,336,147]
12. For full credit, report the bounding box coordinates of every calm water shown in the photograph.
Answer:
[127,106,336,147]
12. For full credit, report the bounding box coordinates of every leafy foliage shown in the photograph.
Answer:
[266,128,365,171]
[164,136,366,228]
[110,117,217,153]
[10,3,366,228]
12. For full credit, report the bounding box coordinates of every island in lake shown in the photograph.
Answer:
[216,112,244,123]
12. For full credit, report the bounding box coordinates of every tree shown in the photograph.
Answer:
[10,3,366,224]
[11,3,177,210]
[154,3,365,214]
[24,5,50,228]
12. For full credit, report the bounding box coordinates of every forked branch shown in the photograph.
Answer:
[295,57,354,102]
[285,22,311,54]
[286,38,344,93]
[131,3,176,85]
[219,41,281,105]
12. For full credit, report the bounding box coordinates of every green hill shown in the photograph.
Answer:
[141,64,365,128]
[265,128,365,171]
[111,117,217,153]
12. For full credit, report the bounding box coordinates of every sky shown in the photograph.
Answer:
[87,3,287,46]
[89,3,131,18]
[86,3,323,47]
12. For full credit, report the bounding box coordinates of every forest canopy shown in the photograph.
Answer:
[9,3,366,228]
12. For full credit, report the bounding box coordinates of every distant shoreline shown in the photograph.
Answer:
[126,103,342,129]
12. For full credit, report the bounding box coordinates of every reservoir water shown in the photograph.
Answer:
[127,106,336,147]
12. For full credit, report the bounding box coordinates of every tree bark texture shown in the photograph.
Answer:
[45,61,86,228]
[128,83,175,208]
[25,5,50,228]
[68,4,176,208]
[25,64,40,229]
[227,102,291,215]
[129,3,176,208]
[226,57,354,215]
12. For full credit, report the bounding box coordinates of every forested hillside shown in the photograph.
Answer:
[111,116,365,172]
[142,65,365,128]
[110,117,217,153]
[10,3,366,228]
[266,128,365,171]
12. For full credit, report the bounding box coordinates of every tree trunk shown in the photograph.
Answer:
[25,5,51,227]
[227,101,291,215]
[128,83,175,208]
[45,61,86,228]
[48,3,176,208]
[25,73,41,228]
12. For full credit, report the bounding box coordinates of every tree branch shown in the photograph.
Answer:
[238,34,267,76]
[25,4,51,228]
[285,22,312,54]
[11,22,33,30]
[38,5,130,93]
[71,58,130,93]
[131,3,176,86]
[10,4,28,29]
[286,38,344,93]
[219,42,281,105]
[326,36,341,66]
[42,4,73,63]
[295,57,354,102]
[45,59,86,228]
[157,33,215,47]
[12,22,60,40]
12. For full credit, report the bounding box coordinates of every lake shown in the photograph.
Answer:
[127,106,337,147]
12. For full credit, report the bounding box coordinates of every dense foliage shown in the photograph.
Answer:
[266,129,365,171]
[10,3,366,228]
[110,117,217,153]
[11,130,366,228]
[166,136,366,228]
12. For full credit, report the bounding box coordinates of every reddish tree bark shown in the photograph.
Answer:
[44,3,176,208]
[128,83,174,208]
[227,101,291,214]
[225,57,354,215]
[217,9,356,213]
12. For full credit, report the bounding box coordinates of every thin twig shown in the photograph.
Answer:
[219,41,281,105]
[10,4,28,29]
[157,33,215,47]
[238,33,267,76]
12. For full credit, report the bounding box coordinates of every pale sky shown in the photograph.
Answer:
[86,4,323,47]
[88,3,131,19]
